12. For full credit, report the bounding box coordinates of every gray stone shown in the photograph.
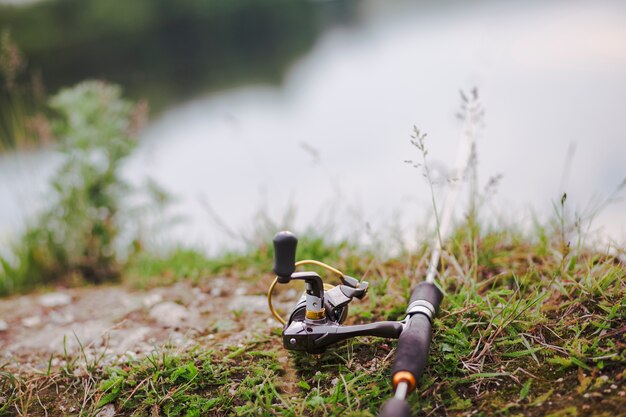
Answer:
[96,404,116,417]
[149,301,188,327]
[109,327,152,354]
[228,295,267,313]
[38,292,72,307]
[49,311,75,324]
[142,293,163,308]
[22,316,41,327]
[0,319,7,332]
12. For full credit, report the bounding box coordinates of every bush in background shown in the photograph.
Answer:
[0,81,145,294]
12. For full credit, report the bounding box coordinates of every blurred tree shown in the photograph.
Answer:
[0,0,357,112]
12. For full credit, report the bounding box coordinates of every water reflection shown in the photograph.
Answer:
[2,0,626,252]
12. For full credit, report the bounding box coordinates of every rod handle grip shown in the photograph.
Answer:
[378,398,411,417]
[391,282,443,393]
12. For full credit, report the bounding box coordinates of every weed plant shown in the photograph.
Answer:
[0,81,146,294]
[0,30,50,151]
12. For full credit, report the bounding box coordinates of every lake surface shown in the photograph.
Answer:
[2,0,625,253]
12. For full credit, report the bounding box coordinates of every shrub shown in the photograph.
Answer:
[0,81,144,294]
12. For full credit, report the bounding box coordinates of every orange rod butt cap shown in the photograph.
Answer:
[392,371,416,393]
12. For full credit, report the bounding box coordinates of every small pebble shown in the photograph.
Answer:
[149,301,188,327]
[49,311,75,324]
[228,295,266,313]
[0,320,8,332]
[38,292,72,307]
[22,316,41,327]
[142,293,163,308]
[284,289,298,299]
[96,404,116,417]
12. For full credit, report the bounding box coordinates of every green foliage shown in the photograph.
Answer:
[0,0,336,113]
[1,220,625,415]
[0,29,50,151]
[0,81,141,294]
[125,235,361,288]
[94,344,284,416]
[114,221,625,416]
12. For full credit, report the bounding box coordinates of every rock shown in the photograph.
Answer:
[38,292,72,308]
[284,288,298,299]
[22,316,41,327]
[149,302,188,327]
[142,293,163,308]
[123,350,138,361]
[109,327,152,354]
[61,321,110,352]
[96,404,116,417]
[0,320,8,332]
[49,311,75,324]
[228,295,266,313]
[266,318,282,328]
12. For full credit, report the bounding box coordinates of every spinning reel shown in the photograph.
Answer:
[267,231,405,354]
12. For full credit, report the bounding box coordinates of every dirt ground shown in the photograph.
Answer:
[0,277,292,371]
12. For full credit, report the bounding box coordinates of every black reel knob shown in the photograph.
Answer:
[273,231,297,281]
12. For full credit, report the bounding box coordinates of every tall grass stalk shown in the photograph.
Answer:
[0,30,50,152]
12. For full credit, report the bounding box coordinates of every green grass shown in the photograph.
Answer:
[1,220,625,416]
[124,236,361,288]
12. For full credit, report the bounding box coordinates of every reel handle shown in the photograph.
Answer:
[273,231,298,280]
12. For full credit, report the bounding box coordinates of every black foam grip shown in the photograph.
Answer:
[378,398,412,417]
[273,231,297,279]
[391,313,432,387]
[408,282,443,314]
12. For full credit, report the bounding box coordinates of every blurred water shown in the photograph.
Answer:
[2,0,625,253]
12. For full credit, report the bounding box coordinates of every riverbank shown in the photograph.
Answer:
[1,224,624,416]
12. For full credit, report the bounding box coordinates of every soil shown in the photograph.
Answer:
[0,277,292,371]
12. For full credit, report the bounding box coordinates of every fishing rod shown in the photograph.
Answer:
[267,233,440,417]
[267,99,477,417]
